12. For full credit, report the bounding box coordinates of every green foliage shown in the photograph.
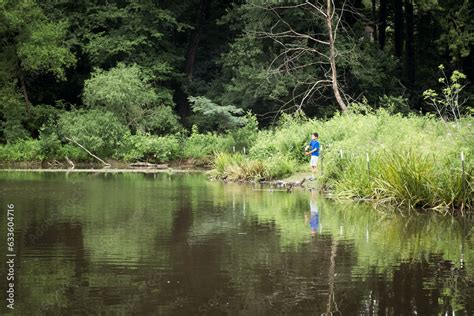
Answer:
[435,0,474,63]
[249,113,319,163]
[338,39,402,104]
[375,151,471,209]
[76,2,187,74]
[57,109,129,158]
[37,127,62,159]
[16,20,76,80]
[378,95,410,115]
[0,0,76,79]
[119,133,180,163]
[27,104,63,134]
[0,139,44,161]
[183,125,235,159]
[231,113,259,150]
[0,84,28,143]
[140,106,183,136]
[265,155,298,179]
[189,96,247,132]
[83,63,175,132]
[213,110,474,211]
[423,65,469,124]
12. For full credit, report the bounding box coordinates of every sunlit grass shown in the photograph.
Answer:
[212,110,473,213]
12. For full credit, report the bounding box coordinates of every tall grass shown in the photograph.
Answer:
[211,152,297,181]
[212,110,473,212]
[326,150,473,211]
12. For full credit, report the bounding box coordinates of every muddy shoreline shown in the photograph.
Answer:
[0,159,211,173]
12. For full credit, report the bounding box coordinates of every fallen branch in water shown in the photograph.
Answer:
[64,137,110,167]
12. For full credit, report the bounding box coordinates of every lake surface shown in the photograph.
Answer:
[0,171,472,315]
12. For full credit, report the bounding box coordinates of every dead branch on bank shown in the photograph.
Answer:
[64,137,111,167]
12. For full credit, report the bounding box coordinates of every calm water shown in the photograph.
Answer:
[0,171,472,315]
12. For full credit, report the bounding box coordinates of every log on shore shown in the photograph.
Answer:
[129,162,168,169]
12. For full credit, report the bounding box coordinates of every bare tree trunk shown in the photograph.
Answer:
[253,1,348,113]
[326,0,347,112]
[378,0,387,49]
[394,0,404,58]
[184,0,210,79]
[178,0,211,121]
[405,0,415,86]
[372,0,377,41]
[19,72,31,117]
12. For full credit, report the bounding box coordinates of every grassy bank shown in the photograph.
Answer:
[1,109,472,212]
[210,110,473,213]
[0,122,257,168]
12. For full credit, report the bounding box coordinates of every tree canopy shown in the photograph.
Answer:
[0,0,472,143]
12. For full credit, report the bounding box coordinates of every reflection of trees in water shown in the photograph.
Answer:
[359,255,472,314]
[6,173,474,314]
[20,222,97,314]
[216,189,474,314]
[325,238,339,315]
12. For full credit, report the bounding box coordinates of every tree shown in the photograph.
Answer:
[435,0,474,67]
[185,0,212,80]
[57,109,129,158]
[394,0,404,58]
[188,96,247,131]
[0,0,75,118]
[82,63,180,133]
[250,0,348,112]
[405,0,415,87]
[325,0,347,111]
[378,0,388,49]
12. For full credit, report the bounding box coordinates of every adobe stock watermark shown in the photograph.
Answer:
[5,203,16,311]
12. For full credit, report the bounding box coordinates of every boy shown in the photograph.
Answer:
[304,133,320,178]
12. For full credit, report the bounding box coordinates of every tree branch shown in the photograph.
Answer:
[65,137,111,167]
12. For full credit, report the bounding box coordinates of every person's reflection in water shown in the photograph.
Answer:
[304,191,319,236]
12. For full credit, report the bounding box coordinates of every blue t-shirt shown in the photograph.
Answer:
[309,140,320,156]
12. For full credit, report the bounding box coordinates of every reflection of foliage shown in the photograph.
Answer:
[1,172,473,314]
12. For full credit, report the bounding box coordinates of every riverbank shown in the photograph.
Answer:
[210,111,473,214]
[0,158,211,171]
[1,111,473,213]
[0,168,204,174]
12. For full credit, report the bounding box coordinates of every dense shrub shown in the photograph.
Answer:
[142,106,183,135]
[27,104,63,134]
[57,109,129,158]
[119,133,180,163]
[0,85,29,143]
[83,63,175,132]
[231,113,258,151]
[0,139,44,161]
[183,126,235,159]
